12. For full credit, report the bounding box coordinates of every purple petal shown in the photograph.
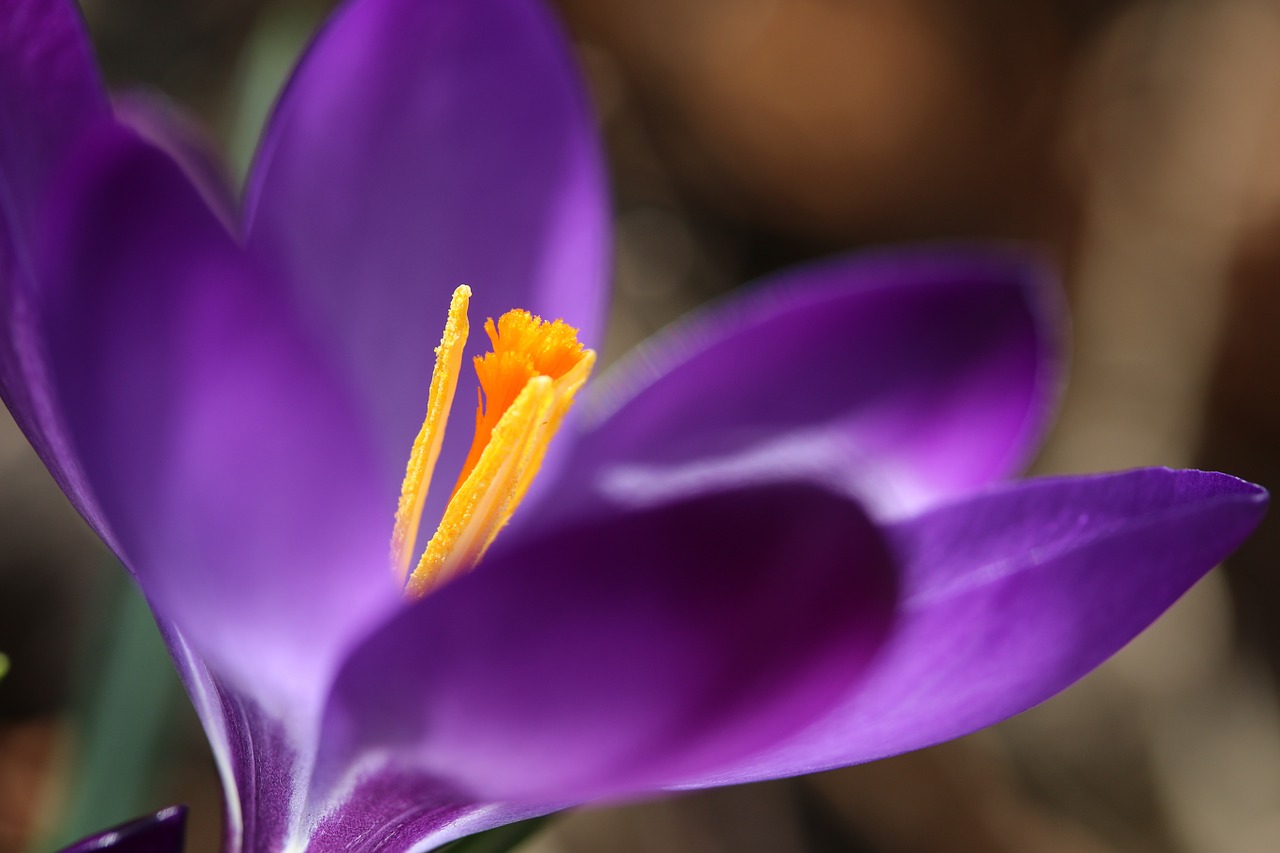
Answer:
[564,246,1059,523]
[113,91,238,233]
[0,0,105,238]
[212,681,300,852]
[37,124,394,713]
[0,0,110,528]
[57,806,186,853]
[316,482,897,807]
[686,468,1266,786]
[244,0,610,515]
[159,618,307,852]
[305,770,556,852]
[154,621,249,851]
[183,677,555,853]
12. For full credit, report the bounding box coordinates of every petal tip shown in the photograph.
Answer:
[58,805,187,853]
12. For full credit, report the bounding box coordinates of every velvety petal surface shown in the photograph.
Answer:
[686,468,1267,787]
[58,806,186,853]
[0,0,111,526]
[304,772,555,853]
[155,620,253,851]
[564,247,1059,524]
[37,125,393,714]
[244,0,610,515]
[316,482,897,815]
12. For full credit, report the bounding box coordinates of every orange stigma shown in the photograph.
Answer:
[390,286,595,598]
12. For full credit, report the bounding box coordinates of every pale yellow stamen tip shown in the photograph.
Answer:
[392,292,595,598]
[389,285,470,585]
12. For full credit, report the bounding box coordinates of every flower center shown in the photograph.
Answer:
[390,286,595,598]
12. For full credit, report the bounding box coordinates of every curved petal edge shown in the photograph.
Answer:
[57,806,187,853]
[316,481,899,808]
[684,468,1266,787]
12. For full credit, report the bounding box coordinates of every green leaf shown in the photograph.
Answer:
[34,571,184,851]
[224,3,326,184]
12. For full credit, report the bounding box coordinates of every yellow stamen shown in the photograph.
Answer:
[509,346,595,510]
[393,293,595,598]
[389,285,470,585]
[405,377,554,597]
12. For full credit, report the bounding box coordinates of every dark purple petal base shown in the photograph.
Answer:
[58,806,186,853]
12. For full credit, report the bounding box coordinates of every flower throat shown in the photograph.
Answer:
[390,286,594,598]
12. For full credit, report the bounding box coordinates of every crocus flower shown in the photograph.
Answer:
[0,0,1266,851]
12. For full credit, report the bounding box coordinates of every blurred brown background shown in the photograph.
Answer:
[3,0,1280,851]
